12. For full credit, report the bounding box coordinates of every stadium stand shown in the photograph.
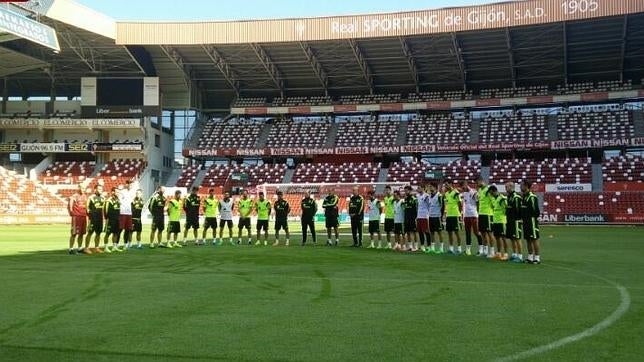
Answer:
[556,80,633,95]
[480,113,549,143]
[335,119,399,147]
[338,94,402,105]
[231,97,267,108]
[479,86,549,99]
[407,90,473,102]
[489,158,592,184]
[176,164,201,187]
[0,166,67,215]
[200,164,287,190]
[543,192,644,217]
[557,109,635,140]
[265,118,331,148]
[387,160,481,184]
[270,96,333,107]
[406,114,471,145]
[40,161,95,185]
[603,156,644,183]
[292,162,381,183]
[91,159,146,191]
[196,118,263,149]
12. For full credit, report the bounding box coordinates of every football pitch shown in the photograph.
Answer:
[0,224,643,361]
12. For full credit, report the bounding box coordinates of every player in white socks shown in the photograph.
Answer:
[415,185,431,252]
[218,192,234,245]
[392,190,405,251]
[426,183,445,254]
[366,190,382,248]
[460,180,481,256]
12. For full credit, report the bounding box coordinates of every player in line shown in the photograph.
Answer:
[490,185,509,261]
[505,182,524,262]
[117,180,136,250]
[366,190,383,249]
[443,181,464,255]
[218,192,235,245]
[426,183,445,254]
[67,185,88,255]
[415,185,431,252]
[460,180,482,256]
[274,191,291,246]
[148,186,166,248]
[183,187,201,246]
[322,188,340,246]
[477,177,497,258]
[237,190,253,245]
[202,188,219,245]
[164,189,183,248]
[300,190,317,245]
[522,181,541,264]
[382,186,396,249]
[255,192,271,246]
[402,185,418,251]
[348,186,365,247]
[392,189,405,251]
[85,185,105,254]
[103,188,123,253]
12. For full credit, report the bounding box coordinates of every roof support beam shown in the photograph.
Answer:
[505,28,516,88]
[122,46,147,75]
[249,43,284,96]
[159,45,192,86]
[348,39,374,94]
[202,45,240,96]
[563,22,568,85]
[620,15,628,82]
[399,37,419,93]
[451,33,467,91]
[57,30,97,73]
[299,42,328,96]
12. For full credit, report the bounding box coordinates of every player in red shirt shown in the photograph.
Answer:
[68,185,89,254]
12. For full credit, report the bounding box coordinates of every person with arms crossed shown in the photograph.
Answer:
[382,186,396,249]
[218,192,234,245]
[255,192,271,246]
[202,188,219,245]
[131,189,145,249]
[300,191,317,246]
[273,191,291,246]
[521,181,541,264]
[490,185,509,261]
[348,186,365,247]
[182,186,201,246]
[460,180,482,256]
[392,190,405,251]
[322,188,340,246]
[366,190,382,249]
[426,183,445,254]
[85,185,105,254]
[505,182,524,262]
[166,190,183,248]
[237,190,253,245]
[148,187,166,249]
[68,185,89,254]
[402,186,418,252]
[103,188,122,253]
[443,182,463,255]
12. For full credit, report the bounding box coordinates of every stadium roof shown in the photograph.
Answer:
[0,0,643,110]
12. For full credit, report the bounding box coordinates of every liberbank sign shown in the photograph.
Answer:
[0,7,59,51]
[117,0,644,45]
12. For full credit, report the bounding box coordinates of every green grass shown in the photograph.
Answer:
[0,224,643,361]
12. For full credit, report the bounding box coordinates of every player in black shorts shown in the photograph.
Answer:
[322,189,340,246]
[402,186,418,251]
[505,182,524,262]
[131,189,145,249]
[183,187,201,246]
[86,185,105,253]
[273,191,291,246]
[103,188,122,253]
[300,191,316,245]
[148,187,166,248]
[521,181,541,264]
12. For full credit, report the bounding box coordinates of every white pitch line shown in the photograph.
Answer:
[496,264,632,362]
